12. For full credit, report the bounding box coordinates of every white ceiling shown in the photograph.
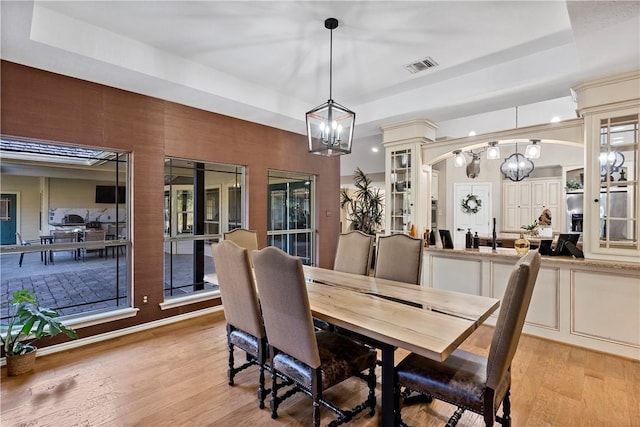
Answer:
[1,1,639,176]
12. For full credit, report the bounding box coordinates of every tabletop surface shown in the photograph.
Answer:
[303,266,500,362]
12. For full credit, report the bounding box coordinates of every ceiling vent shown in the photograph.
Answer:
[404,57,438,74]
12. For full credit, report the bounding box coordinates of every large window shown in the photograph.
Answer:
[163,158,245,297]
[267,171,315,265]
[0,137,130,320]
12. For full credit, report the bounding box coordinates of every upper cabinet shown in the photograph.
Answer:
[381,120,437,236]
[576,72,640,263]
[502,178,561,232]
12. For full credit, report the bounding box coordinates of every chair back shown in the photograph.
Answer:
[16,232,25,245]
[83,229,105,242]
[486,250,541,389]
[211,240,265,338]
[252,247,320,369]
[333,230,374,275]
[374,234,423,285]
[212,240,265,339]
[224,228,258,251]
[53,231,76,243]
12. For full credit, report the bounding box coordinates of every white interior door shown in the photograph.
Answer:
[453,182,492,248]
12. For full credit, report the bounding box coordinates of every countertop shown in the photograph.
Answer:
[423,246,640,272]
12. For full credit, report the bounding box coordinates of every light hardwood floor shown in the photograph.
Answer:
[1,312,639,426]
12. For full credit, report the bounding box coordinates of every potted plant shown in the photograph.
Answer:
[340,167,384,235]
[2,290,77,376]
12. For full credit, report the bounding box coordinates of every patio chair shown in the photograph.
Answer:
[82,229,106,260]
[51,231,78,264]
[16,232,39,267]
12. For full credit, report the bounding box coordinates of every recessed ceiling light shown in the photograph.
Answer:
[468,131,476,136]
[550,116,561,123]
[371,147,379,153]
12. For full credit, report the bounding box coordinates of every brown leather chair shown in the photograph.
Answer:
[333,230,374,276]
[252,246,377,427]
[374,234,423,285]
[212,240,269,409]
[394,250,541,427]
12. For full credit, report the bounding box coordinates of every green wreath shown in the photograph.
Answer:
[461,193,482,214]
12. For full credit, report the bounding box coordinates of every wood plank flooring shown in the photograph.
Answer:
[2,312,639,426]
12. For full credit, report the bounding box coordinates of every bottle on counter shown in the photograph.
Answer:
[465,229,473,249]
[429,228,437,246]
[473,231,480,249]
[423,228,429,247]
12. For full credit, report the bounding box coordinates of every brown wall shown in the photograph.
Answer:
[0,61,340,340]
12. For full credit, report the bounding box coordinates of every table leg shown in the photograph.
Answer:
[380,343,398,427]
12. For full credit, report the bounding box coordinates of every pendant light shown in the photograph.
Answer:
[500,143,535,182]
[453,150,466,167]
[306,18,355,157]
[486,141,500,160]
[525,139,541,159]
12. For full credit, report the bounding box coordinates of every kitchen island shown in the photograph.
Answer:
[422,247,640,360]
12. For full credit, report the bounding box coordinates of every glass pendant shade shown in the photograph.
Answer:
[524,140,541,159]
[453,150,466,167]
[599,150,625,176]
[306,100,355,156]
[500,152,535,181]
[486,142,500,160]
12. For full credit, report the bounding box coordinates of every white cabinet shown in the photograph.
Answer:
[431,170,439,201]
[503,178,561,231]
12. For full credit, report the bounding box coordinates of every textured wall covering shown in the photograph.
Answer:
[0,60,340,339]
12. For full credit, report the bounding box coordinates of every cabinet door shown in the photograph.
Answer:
[585,109,639,262]
[531,179,561,230]
[503,182,520,230]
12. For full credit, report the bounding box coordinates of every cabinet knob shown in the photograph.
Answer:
[594,198,599,203]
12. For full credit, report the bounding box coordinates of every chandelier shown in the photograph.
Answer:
[500,144,535,182]
[306,18,355,157]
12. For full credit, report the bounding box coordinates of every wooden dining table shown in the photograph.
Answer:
[302,266,500,426]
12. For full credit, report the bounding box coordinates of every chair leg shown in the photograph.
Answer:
[312,369,322,427]
[258,363,266,409]
[18,252,25,267]
[367,366,376,416]
[227,340,235,386]
[501,389,512,427]
[483,388,496,427]
[270,366,279,419]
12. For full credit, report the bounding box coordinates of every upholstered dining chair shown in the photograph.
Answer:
[333,230,374,276]
[223,228,258,266]
[374,233,424,285]
[252,246,377,427]
[211,240,269,409]
[394,250,541,427]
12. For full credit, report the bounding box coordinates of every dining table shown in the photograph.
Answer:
[302,266,500,427]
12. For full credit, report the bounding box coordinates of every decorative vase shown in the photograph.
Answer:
[6,348,37,376]
[514,232,530,255]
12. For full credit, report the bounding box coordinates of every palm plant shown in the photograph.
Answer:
[340,167,384,235]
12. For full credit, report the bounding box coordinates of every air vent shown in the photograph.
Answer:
[404,57,438,74]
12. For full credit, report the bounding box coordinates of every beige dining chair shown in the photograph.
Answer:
[252,246,377,427]
[374,233,424,285]
[223,228,258,266]
[212,240,269,409]
[333,230,374,276]
[394,250,541,427]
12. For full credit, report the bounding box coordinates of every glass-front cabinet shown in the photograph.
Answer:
[584,108,639,261]
[389,148,413,234]
[383,141,428,236]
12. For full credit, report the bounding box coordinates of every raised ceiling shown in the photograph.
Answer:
[1,1,639,175]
